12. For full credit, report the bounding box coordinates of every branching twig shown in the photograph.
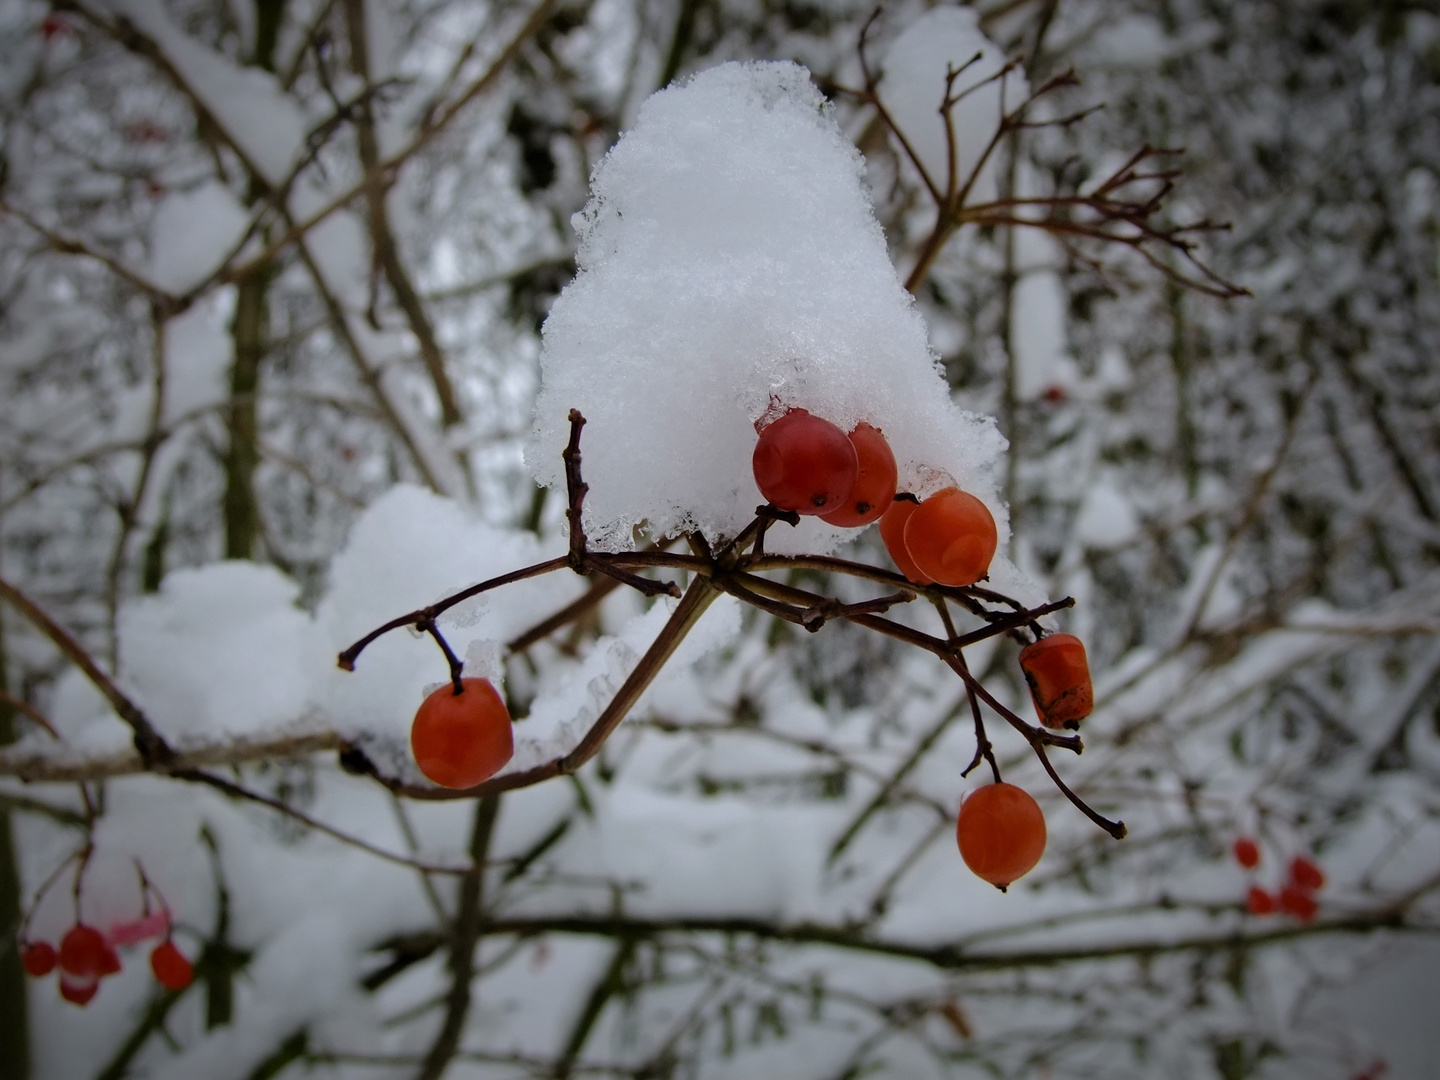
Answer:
[174,769,477,875]
[0,575,172,767]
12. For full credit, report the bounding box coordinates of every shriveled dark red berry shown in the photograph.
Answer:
[1018,634,1093,730]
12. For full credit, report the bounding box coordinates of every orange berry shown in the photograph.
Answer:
[410,678,514,789]
[1018,634,1093,729]
[820,424,898,528]
[879,498,932,584]
[752,409,858,515]
[956,783,1047,889]
[1232,836,1261,870]
[904,487,997,587]
[150,940,194,991]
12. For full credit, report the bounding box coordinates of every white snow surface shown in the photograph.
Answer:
[119,562,327,741]
[147,180,250,293]
[878,6,1029,207]
[529,61,1009,555]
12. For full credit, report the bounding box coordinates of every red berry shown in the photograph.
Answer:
[1018,634,1093,729]
[1245,886,1276,916]
[1232,836,1261,870]
[41,14,72,42]
[904,487,998,587]
[956,783,1047,890]
[1288,855,1325,892]
[149,940,194,991]
[879,498,932,585]
[59,974,99,1006]
[59,925,109,978]
[22,941,57,977]
[819,424,898,528]
[411,678,514,789]
[1278,885,1319,922]
[752,409,858,515]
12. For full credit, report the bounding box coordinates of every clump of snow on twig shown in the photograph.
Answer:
[529,61,1008,555]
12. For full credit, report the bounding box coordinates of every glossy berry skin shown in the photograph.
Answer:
[1279,884,1319,922]
[819,424,897,528]
[879,498,932,585]
[1233,836,1261,870]
[411,678,514,789]
[59,925,110,978]
[752,409,858,515]
[59,975,99,1006]
[1246,886,1277,916]
[22,942,57,977]
[150,941,194,991]
[956,783,1047,890]
[904,487,998,587]
[1018,634,1093,730]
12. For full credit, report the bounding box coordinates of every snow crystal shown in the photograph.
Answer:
[878,7,1029,207]
[529,61,1008,554]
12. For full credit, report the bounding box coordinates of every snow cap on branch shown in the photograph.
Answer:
[529,61,1008,554]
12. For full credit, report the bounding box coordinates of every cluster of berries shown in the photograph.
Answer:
[954,642,1097,888]
[751,407,1103,889]
[1234,836,1326,922]
[750,407,1000,587]
[402,410,1099,896]
[21,914,193,1005]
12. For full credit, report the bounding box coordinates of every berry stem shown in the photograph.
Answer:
[934,599,1000,784]
[417,617,465,695]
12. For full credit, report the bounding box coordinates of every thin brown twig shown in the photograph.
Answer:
[219,0,561,286]
[0,198,184,311]
[0,575,172,767]
[174,769,477,874]
[0,691,60,741]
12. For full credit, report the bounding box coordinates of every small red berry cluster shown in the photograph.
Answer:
[21,913,193,1006]
[1234,836,1326,922]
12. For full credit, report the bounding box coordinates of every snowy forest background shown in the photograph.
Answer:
[2,0,1440,1078]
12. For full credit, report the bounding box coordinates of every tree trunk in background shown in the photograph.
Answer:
[0,614,29,1079]
[225,270,268,561]
[223,0,287,562]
